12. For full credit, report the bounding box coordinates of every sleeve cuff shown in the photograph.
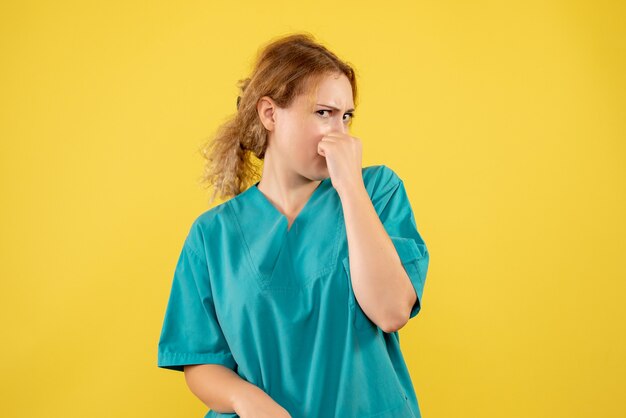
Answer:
[157,351,237,372]
[390,236,428,319]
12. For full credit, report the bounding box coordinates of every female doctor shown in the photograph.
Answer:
[157,32,430,418]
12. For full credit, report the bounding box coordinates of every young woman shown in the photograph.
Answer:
[157,33,430,418]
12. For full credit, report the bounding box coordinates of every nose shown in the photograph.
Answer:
[332,116,347,134]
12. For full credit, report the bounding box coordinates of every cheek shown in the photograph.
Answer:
[294,123,324,152]
[294,137,320,160]
[279,116,325,158]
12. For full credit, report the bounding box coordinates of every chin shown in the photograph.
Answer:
[307,169,328,182]
[303,158,328,181]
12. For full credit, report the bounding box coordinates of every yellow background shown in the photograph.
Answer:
[1,1,624,417]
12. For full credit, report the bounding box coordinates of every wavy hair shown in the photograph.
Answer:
[198,32,358,205]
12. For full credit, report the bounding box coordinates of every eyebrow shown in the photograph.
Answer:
[316,103,355,113]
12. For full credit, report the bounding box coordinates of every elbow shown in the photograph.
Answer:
[370,305,406,334]
[381,305,411,333]
[381,314,408,333]
[382,286,417,333]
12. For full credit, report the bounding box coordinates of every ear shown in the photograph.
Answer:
[257,96,277,131]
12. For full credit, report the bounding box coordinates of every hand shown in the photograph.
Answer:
[317,131,363,194]
[232,383,292,418]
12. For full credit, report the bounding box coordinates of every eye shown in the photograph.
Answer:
[316,109,355,123]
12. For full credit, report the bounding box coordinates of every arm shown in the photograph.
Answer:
[338,176,417,333]
[158,222,289,417]
[184,364,248,413]
[184,364,293,417]
[159,221,294,417]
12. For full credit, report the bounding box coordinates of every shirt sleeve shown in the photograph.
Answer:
[372,166,430,319]
[157,221,238,372]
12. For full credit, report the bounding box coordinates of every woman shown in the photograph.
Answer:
[157,33,430,418]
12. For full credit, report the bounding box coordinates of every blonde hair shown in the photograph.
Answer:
[198,32,358,205]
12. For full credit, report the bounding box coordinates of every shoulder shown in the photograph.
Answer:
[183,200,231,255]
[362,164,403,200]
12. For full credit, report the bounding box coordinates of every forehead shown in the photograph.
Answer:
[299,73,354,109]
